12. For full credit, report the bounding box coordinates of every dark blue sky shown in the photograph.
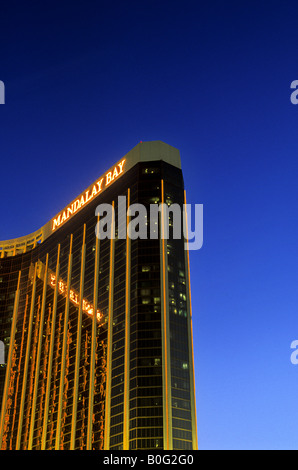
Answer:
[1,0,298,449]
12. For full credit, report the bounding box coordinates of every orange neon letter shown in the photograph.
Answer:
[52,215,61,231]
[106,171,112,186]
[118,159,125,174]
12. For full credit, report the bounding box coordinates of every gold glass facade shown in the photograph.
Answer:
[0,141,197,450]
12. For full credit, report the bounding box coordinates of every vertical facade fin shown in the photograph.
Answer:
[28,254,49,449]
[70,225,86,450]
[160,179,173,450]
[55,235,73,449]
[41,244,61,450]
[16,263,38,450]
[184,191,198,450]
[87,218,100,449]
[123,189,131,450]
[104,201,115,450]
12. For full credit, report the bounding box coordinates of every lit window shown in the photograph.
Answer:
[142,266,151,272]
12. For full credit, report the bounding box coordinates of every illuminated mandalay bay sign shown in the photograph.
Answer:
[52,159,126,231]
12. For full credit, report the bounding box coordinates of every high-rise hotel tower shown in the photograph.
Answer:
[0,141,197,450]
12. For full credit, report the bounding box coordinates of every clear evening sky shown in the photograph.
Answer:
[1,0,298,450]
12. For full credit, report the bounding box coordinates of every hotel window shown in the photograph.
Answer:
[142,266,151,273]
[140,289,150,296]
[142,167,160,175]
